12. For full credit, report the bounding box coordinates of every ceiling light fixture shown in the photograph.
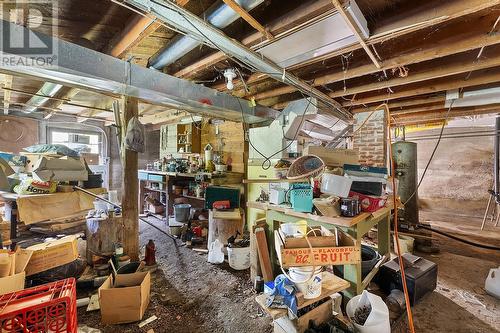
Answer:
[223,68,237,90]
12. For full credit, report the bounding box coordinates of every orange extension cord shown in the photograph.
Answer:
[353,104,417,331]
[379,103,416,332]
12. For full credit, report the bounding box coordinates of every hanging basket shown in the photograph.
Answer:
[287,155,325,179]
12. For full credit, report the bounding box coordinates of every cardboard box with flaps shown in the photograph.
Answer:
[98,271,151,324]
[0,248,33,295]
[32,156,88,182]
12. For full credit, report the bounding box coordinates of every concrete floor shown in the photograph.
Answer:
[78,217,500,333]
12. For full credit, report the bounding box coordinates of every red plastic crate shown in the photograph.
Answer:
[0,278,77,333]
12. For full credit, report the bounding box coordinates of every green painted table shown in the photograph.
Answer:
[247,201,392,297]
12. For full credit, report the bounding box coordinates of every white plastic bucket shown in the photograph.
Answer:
[346,291,391,333]
[227,246,250,270]
[289,266,323,299]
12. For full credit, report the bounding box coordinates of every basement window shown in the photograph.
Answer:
[48,128,102,155]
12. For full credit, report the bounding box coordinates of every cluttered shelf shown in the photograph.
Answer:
[248,201,391,228]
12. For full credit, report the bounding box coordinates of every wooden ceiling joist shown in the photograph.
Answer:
[222,0,273,40]
[251,28,500,101]
[343,68,500,107]
[328,51,500,99]
[331,0,381,69]
[392,104,500,126]
[209,0,500,95]
[351,95,445,113]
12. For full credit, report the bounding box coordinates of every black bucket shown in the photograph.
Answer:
[334,245,381,278]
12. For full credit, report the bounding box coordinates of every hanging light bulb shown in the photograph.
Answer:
[223,68,237,90]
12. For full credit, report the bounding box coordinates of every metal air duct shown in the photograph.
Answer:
[148,0,264,70]
[24,82,63,113]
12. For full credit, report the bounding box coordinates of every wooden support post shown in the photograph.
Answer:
[121,96,140,260]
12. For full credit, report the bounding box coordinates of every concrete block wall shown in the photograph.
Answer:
[352,110,387,167]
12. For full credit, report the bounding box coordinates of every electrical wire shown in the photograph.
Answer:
[381,103,416,333]
[418,224,500,251]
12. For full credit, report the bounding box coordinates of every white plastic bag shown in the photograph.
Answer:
[125,117,145,152]
[207,239,224,264]
[346,290,390,333]
[485,266,500,299]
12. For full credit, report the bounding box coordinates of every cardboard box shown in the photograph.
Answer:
[303,147,359,167]
[32,156,88,182]
[99,271,151,324]
[80,153,100,165]
[275,226,360,267]
[273,299,333,333]
[0,249,32,295]
[24,235,79,276]
[148,203,165,214]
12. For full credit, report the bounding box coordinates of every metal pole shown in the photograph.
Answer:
[73,186,121,209]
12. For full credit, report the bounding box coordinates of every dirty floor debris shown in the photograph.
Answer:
[78,217,271,333]
[78,217,500,333]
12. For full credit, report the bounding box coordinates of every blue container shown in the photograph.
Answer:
[289,184,313,213]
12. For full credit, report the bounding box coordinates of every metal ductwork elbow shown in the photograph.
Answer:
[148,0,265,70]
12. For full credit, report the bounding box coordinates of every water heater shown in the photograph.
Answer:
[392,141,419,228]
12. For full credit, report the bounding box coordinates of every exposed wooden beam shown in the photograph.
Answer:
[328,50,500,99]
[106,16,161,59]
[106,0,191,59]
[332,0,381,69]
[391,104,500,125]
[343,67,500,106]
[351,95,445,113]
[122,96,139,261]
[251,29,500,101]
[208,0,500,92]
[222,0,273,40]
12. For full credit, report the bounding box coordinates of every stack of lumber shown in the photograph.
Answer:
[27,210,88,235]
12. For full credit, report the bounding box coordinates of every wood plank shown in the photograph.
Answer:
[332,0,381,69]
[222,0,273,40]
[255,227,273,282]
[295,271,350,309]
[122,96,139,260]
[343,67,500,106]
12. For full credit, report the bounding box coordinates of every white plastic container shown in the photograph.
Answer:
[207,239,224,264]
[289,266,323,299]
[485,266,500,299]
[346,290,391,333]
[227,246,251,270]
[321,173,353,197]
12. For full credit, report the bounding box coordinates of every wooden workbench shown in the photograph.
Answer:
[248,201,392,297]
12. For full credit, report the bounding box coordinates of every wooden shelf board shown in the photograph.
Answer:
[243,178,307,184]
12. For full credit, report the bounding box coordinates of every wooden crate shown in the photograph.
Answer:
[273,299,333,333]
[275,226,360,267]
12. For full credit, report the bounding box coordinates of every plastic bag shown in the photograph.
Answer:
[125,117,145,153]
[24,144,79,157]
[207,239,224,264]
[13,178,57,195]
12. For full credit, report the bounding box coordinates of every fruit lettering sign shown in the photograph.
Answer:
[281,246,360,267]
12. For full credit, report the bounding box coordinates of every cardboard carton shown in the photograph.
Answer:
[98,271,151,324]
[275,226,360,267]
[0,249,33,295]
[32,156,88,182]
[24,235,79,276]
[303,147,359,167]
